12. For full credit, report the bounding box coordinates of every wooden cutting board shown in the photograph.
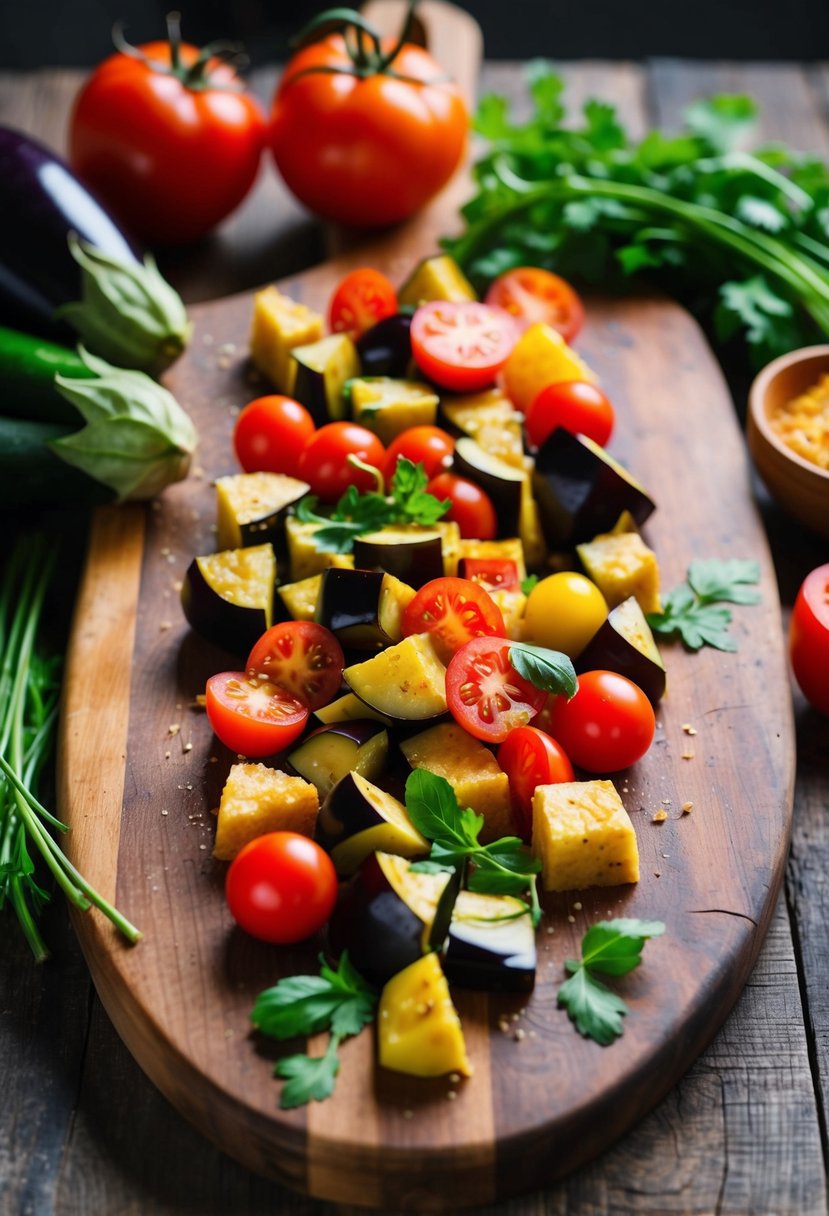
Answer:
[56,3,795,1209]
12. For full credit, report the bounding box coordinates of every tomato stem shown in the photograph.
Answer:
[346,453,385,494]
[110,11,246,93]
[288,0,428,82]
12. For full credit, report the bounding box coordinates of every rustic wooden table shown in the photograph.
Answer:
[1,58,828,1216]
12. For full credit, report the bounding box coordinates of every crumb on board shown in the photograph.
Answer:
[682,801,694,814]
[652,808,668,822]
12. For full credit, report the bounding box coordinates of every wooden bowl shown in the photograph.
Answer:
[748,345,829,539]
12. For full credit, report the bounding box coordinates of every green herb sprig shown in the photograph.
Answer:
[647,558,761,651]
[406,770,543,926]
[444,68,829,368]
[557,918,666,1044]
[251,952,377,1109]
[296,457,450,554]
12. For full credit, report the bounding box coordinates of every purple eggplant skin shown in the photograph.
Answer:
[355,313,414,378]
[326,855,423,987]
[443,912,536,993]
[0,127,142,340]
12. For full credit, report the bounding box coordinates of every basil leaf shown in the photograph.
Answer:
[508,642,577,698]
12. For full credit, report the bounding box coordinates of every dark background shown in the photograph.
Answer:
[2,0,829,68]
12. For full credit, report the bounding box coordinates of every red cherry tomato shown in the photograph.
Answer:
[484,267,585,344]
[446,636,547,743]
[426,472,497,540]
[233,395,315,474]
[328,268,398,340]
[225,832,338,944]
[384,426,455,483]
[246,621,344,711]
[205,672,309,757]
[69,27,266,245]
[297,421,386,502]
[410,301,519,393]
[525,380,615,448]
[269,34,467,229]
[401,576,506,662]
[544,670,655,772]
[498,725,575,840]
[456,557,520,592]
[790,562,829,715]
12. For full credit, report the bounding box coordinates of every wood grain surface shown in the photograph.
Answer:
[4,45,829,1216]
[58,269,795,1206]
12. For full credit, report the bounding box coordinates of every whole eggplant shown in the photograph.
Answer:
[0,127,190,373]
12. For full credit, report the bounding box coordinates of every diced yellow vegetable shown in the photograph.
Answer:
[216,472,309,551]
[502,323,597,413]
[440,389,525,467]
[400,722,514,842]
[249,286,324,392]
[532,780,640,891]
[314,692,395,729]
[577,529,662,615]
[213,763,319,861]
[378,952,472,1078]
[285,518,355,581]
[276,573,322,621]
[397,255,477,307]
[344,633,448,720]
[349,378,439,444]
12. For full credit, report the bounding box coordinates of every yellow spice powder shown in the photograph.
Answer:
[771,373,829,470]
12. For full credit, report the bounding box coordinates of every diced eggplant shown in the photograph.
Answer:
[316,770,428,875]
[347,377,439,445]
[397,255,477,307]
[315,567,415,650]
[439,389,525,467]
[284,517,355,582]
[249,286,324,393]
[290,333,360,425]
[344,633,447,721]
[327,851,450,986]
[215,472,310,553]
[444,890,536,992]
[313,691,395,729]
[287,720,389,798]
[275,573,322,621]
[576,596,667,704]
[180,543,276,653]
[355,313,414,378]
[450,437,525,537]
[532,428,656,547]
[353,528,445,589]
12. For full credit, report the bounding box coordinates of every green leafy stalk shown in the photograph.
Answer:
[647,557,761,651]
[406,770,543,927]
[0,534,141,960]
[557,918,665,1044]
[252,952,377,1108]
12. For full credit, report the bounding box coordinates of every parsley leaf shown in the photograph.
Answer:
[557,918,665,1045]
[647,558,760,651]
[389,458,451,525]
[508,641,577,698]
[252,953,377,1109]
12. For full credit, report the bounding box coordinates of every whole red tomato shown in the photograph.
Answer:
[226,832,338,944]
[297,421,386,502]
[69,19,266,245]
[790,563,829,715]
[269,23,468,228]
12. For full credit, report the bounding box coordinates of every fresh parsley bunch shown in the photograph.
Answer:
[445,66,829,368]
[296,457,450,554]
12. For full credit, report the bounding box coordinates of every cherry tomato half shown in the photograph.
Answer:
[205,672,309,757]
[297,421,386,502]
[446,636,547,743]
[525,380,615,449]
[426,472,497,540]
[498,725,575,841]
[402,576,506,662]
[544,670,655,772]
[410,301,519,393]
[246,621,345,711]
[328,268,398,340]
[522,572,608,659]
[790,562,829,715]
[484,267,585,344]
[233,395,315,474]
[384,426,455,484]
[457,557,520,593]
[225,831,338,944]
[69,29,266,245]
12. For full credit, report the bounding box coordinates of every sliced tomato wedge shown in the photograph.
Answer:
[445,635,546,743]
[206,672,309,757]
[410,300,519,392]
[484,267,585,344]
[456,557,520,593]
[246,621,344,710]
[328,267,398,340]
[402,576,506,662]
[498,725,575,841]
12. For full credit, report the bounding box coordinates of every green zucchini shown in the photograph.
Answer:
[0,417,114,508]
[0,326,87,423]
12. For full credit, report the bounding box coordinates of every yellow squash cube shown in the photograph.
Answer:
[577,529,662,615]
[400,723,514,842]
[249,286,324,392]
[378,952,472,1078]
[532,780,639,891]
[502,323,596,413]
[213,763,319,861]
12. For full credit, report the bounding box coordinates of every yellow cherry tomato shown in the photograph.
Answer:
[522,571,607,658]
